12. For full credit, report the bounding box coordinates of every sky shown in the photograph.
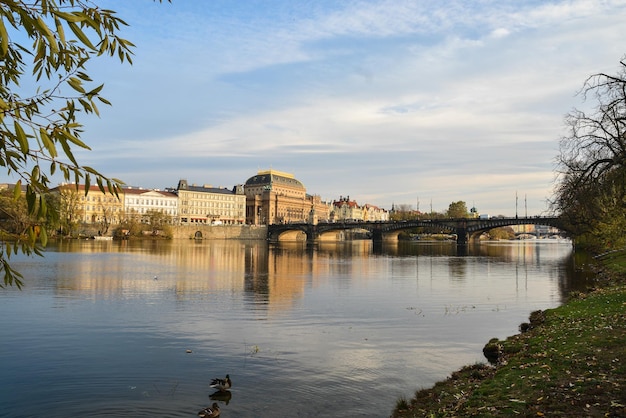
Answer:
[27,1,626,215]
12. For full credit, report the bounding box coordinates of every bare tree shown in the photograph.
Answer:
[554,57,626,249]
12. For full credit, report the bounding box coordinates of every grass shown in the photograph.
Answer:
[392,250,626,417]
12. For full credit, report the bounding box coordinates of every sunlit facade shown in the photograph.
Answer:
[53,184,124,226]
[175,179,246,225]
[122,187,178,223]
[244,169,330,225]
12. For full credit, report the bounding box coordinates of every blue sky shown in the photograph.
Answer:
[63,0,626,215]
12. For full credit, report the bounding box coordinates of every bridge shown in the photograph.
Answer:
[267,216,566,244]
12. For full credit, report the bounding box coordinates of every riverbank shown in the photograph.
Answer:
[392,250,626,417]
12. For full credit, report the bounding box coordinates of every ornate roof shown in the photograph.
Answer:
[244,169,305,189]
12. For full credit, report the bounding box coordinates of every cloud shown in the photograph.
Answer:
[72,0,626,216]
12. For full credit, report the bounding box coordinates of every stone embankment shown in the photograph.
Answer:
[169,224,267,240]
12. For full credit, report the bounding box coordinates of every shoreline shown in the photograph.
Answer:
[391,251,626,417]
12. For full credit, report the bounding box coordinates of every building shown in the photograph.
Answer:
[52,183,124,230]
[244,169,330,225]
[362,203,389,222]
[175,179,246,225]
[122,187,178,223]
[331,196,364,222]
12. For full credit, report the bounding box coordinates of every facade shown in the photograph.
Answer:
[48,175,383,230]
[332,196,364,221]
[244,169,330,225]
[122,187,178,223]
[362,203,389,222]
[331,197,388,222]
[52,184,124,228]
[176,179,246,225]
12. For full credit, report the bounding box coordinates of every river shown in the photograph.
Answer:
[0,239,584,417]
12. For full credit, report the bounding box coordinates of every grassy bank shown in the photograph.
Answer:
[392,251,626,417]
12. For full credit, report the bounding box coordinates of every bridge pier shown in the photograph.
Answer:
[456,228,468,245]
[371,229,383,243]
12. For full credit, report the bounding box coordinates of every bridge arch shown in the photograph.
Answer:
[267,217,568,244]
[267,224,309,242]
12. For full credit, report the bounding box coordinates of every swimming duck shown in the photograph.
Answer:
[209,374,232,392]
[198,402,220,417]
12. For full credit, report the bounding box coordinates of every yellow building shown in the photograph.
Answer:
[176,179,246,225]
[53,184,124,229]
[244,169,330,225]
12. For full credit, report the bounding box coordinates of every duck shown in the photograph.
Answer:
[209,374,232,392]
[198,402,220,417]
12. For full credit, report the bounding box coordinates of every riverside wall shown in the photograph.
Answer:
[169,225,267,240]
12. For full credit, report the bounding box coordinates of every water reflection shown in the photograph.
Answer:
[0,239,586,418]
[30,239,586,316]
[47,239,583,304]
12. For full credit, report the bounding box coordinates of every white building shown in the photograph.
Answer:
[332,196,364,221]
[363,203,389,222]
[122,187,178,223]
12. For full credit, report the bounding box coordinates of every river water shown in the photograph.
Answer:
[0,239,584,417]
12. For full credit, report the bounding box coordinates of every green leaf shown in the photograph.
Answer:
[68,21,95,50]
[13,181,22,200]
[61,129,90,150]
[25,190,36,214]
[54,16,66,45]
[98,96,112,106]
[88,83,104,96]
[40,128,57,158]
[39,226,48,247]
[96,176,104,193]
[68,77,85,94]
[14,121,29,154]
[34,16,59,53]
[0,17,9,58]
[52,11,87,24]
[31,165,40,182]
[58,136,78,166]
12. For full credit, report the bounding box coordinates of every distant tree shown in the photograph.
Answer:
[0,1,168,287]
[446,201,469,218]
[390,204,419,221]
[146,210,172,236]
[115,217,141,238]
[553,57,626,250]
[96,207,112,235]
[58,188,82,236]
[488,226,515,240]
[0,189,32,237]
[43,192,61,235]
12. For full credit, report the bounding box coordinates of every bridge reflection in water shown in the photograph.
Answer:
[268,216,566,245]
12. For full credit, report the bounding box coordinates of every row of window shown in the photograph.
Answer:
[82,206,122,212]
[126,198,176,206]
[181,192,242,200]
[130,208,177,215]
[81,196,117,203]
[181,209,243,217]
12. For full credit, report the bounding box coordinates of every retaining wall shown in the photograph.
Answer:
[170,225,267,240]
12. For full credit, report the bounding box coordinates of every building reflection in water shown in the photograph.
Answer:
[39,238,583,310]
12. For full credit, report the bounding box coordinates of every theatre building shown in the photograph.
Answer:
[244,169,330,225]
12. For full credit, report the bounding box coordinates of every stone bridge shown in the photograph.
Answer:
[267,216,566,244]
